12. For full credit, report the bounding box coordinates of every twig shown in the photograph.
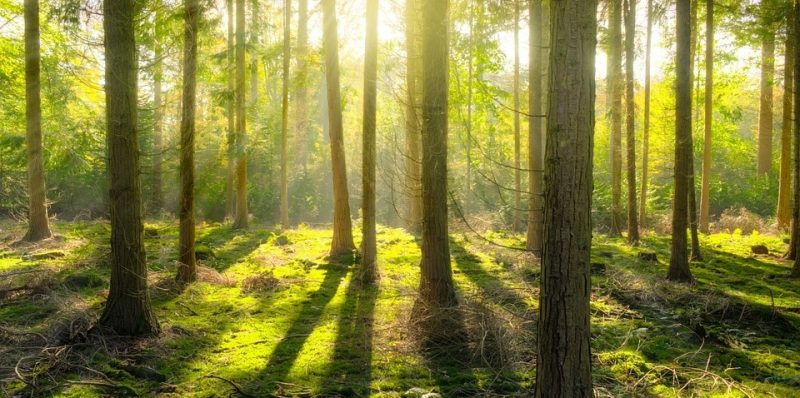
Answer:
[204,374,260,398]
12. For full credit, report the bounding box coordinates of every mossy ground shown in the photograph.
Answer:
[1,221,799,397]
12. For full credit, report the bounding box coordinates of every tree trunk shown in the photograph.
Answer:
[404,0,422,232]
[699,0,713,233]
[791,0,800,276]
[322,0,355,256]
[687,0,701,260]
[280,0,290,227]
[535,0,596,394]
[513,0,521,232]
[98,0,159,336]
[668,0,694,283]
[233,0,248,229]
[465,0,474,214]
[779,9,795,231]
[151,6,164,216]
[526,0,543,254]
[225,0,236,220]
[639,0,653,228]
[360,0,378,284]
[23,0,51,242]
[609,0,623,237]
[295,0,309,174]
[624,0,638,243]
[758,31,775,177]
[418,0,456,308]
[177,0,198,285]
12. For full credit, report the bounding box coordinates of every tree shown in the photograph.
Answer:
[98,0,159,336]
[360,0,378,284]
[177,0,198,285]
[526,0,543,254]
[418,0,456,308]
[513,0,522,232]
[757,27,775,177]
[322,0,356,256]
[639,0,654,228]
[699,0,713,233]
[609,0,623,237]
[23,0,51,242]
[535,0,596,394]
[624,0,639,243]
[778,7,795,231]
[233,0,248,229]
[225,0,235,219]
[151,2,164,216]
[280,0,290,227]
[791,0,800,277]
[295,0,309,172]
[404,0,422,232]
[668,0,694,283]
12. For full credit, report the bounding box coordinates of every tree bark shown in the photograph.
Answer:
[624,0,639,243]
[404,0,422,232]
[526,0,543,254]
[535,0,596,394]
[177,0,198,285]
[233,0,248,229]
[225,0,236,219]
[98,0,159,336]
[668,0,694,283]
[779,8,795,231]
[513,0,521,232]
[322,0,355,256]
[609,0,623,237]
[23,0,51,242]
[758,31,775,177]
[360,0,378,284]
[687,0,701,261]
[791,0,800,276]
[699,0,713,233]
[280,0,290,227]
[639,0,653,228]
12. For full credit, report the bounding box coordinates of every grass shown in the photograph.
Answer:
[1,221,799,397]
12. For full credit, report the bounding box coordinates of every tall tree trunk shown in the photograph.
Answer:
[177,0,198,285]
[152,6,164,216]
[758,31,776,177]
[535,0,596,394]
[295,0,309,174]
[418,0,456,308]
[225,0,236,219]
[624,0,639,243]
[639,0,653,228]
[360,0,378,284]
[609,0,623,237]
[23,0,51,242]
[233,0,248,228]
[513,0,521,232]
[280,0,290,227]
[464,0,474,214]
[526,0,543,254]
[791,0,800,277]
[404,0,422,232]
[699,0,713,233]
[779,9,795,231]
[668,0,694,283]
[98,0,159,336]
[687,0,701,261]
[322,0,355,255]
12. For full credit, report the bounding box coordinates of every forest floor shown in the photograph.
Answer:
[1,220,799,397]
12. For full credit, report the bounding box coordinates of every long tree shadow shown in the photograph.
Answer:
[198,226,272,272]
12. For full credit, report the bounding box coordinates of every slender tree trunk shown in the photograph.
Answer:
[98,0,159,336]
[465,0,474,214]
[513,0,521,232]
[791,0,800,274]
[233,0,248,228]
[225,0,236,219]
[322,0,355,255]
[758,31,775,177]
[360,0,378,284]
[687,0,701,261]
[152,7,164,216]
[280,0,290,227]
[699,0,713,233]
[295,0,309,174]
[608,0,623,237]
[23,0,51,242]
[526,0,543,254]
[418,0,456,308]
[624,0,639,243]
[668,0,694,283]
[535,0,596,394]
[779,9,795,231]
[404,0,422,232]
[177,0,198,285]
[639,0,653,228]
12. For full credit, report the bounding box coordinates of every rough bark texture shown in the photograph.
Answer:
[535,0,596,394]
[668,0,694,283]
[23,0,51,242]
[360,0,378,284]
[98,0,159,336]
[177,0,198,285]
[418,0,456,308]
[526,0,543,254]
[609,0,623,237]
[225,0,235,219]
[322,0,355,256]
[624,0,639,243]
[233,0,248,229]
[758,31,775,177]
[699,0,713,233]
[792,0,800,276]
[404,0,422,232]
[639,0,653,228]
[779,8,795,231]
[513,0,521,232]
[280,0,290,227]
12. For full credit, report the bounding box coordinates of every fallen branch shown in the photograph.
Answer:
[204,374,260,398]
